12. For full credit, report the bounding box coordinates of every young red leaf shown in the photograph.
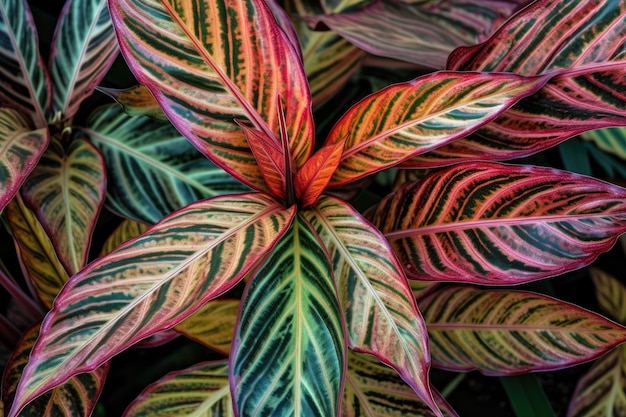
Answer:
[294,138,345,208]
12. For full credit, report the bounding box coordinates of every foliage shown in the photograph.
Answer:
[1,0,626,416]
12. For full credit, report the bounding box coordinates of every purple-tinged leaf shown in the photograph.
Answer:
[368,162,626,284]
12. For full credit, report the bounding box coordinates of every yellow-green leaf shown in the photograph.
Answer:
[175,299,239,354]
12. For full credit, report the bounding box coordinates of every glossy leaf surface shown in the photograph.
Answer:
[304,196,439,415]
[21,135,106,275]
[175,299,239,354]
[0,108,48,212]
[49,0,118,119]
[123,361,232,417]
[369,162,626,284]
[0,0,49,126]
[109,0,314,191]
[326,72,547,186]
[9,194,295,416]
[419,286,626,374]
[83,104,248,224]
[231,215,345,417]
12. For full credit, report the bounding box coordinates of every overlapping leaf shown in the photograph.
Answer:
[108,0,314,191]
[419,286,626,374]
[82,104,249,224]
[406,0,626,168]
[295,139,345,208]
[97,85,167,120]
[325,72,548,186]
[2,324,108,417]
[21,135,106,275]
[591,267,626,324]
[123,361,232,417]
[304,196,440,416]
[99,219,149,257]
[4,195,69,309]
[0,0,49,126]
[583,127,626,161]
[231,215,345,417]
[368,162,626,284]
[174,299,239,354]
[0,108,48,212]
[8,194,295,417]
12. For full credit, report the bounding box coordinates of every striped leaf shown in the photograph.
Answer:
[368,162,626,284]
[345,350,458,417]
[109,0,314,191]
[591,268,626,324]
[2,324,108,417]
[21,135,106,275]
[175,299,239,354]
[419,286,626,374]
[123,360,232,417]
[295,139,345,208]
[406,0,626,168]
[4,195,69,309]
[583,127,626,161]
[8,194,295,417]
[49,0,118,119]
[231,215,345,417]
[82,104,249,224]
[99,219,149,257]
[97,85,167,120]
[325,72,548,187]
[0,108,48,212]
[307,0,525,68]
[0,0,49,126]
[304,196,440,416]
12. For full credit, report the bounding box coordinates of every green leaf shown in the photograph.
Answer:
[231,215,345,417]
[419,286,626,374]
[326,72,548,186]
[49,0,118,119]
[0,0,50,126]
[82,104,249,224]
[582,127,626,161]
[500,374,556,417]
[590,267,626,324]
[8,194,295,417]
[304,195,440,416]
[21,135,106,274]
[99,219,149,257]
[108,0,314,191]
[0,108,48,212]
[368,162,626,284]
[123,360,232,417]
[175,299,239,354]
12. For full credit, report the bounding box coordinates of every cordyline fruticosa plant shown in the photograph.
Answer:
[2,0,626,415]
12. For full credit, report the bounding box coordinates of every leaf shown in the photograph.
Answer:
[8,193,295,417]
[174,299,239,354]
[590,267,626,324]
[99,219,149,257]
[0,0,50,126]
[49,0,119,119]
[582,127,626,161]
[4,194,70,310]
[231,215,345,417]
[344,350,459,417]
[304,195,440,416]
[307,0,524,68]
[500,374,556,417]
[0,108,48,212]
[97,85,167,120]
[567,344,626,417]
[368,162,626,284]
[419,286,626,374]
[82,104,249,224]
[2,324,108,417]
[325,72,548,186]
[295,138,345,208]
[123,360,232,417]
[21,135,106,275]
[109,0,314,191]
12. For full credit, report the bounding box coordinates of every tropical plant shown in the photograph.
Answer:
[2,0,626,416]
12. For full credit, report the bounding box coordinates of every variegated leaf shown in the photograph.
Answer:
[344,350,458,417]
[0,108,48,212]
[49,0,118,119]
[123,360,232,417]
[2,324,108,417]
[326,72,548,186]
[8,194,295,417]
[99,219,149,257]
[4,194,69,309]
[21,135,106,275]
[97,85,167,120]
[368,162,626,284]
[231,215,345,417]
[590,267,626,324]
[419,286,626,374]
[109,0,314,191]
[0,0,49,126]
[410,280,438,302]
[175,299,239,354]
[304,195,440,416]
[82,104,249,224]
[583,127,626,161]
